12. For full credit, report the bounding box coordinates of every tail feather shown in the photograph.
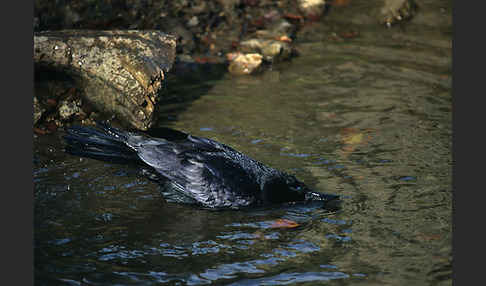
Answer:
[64,123,139,164]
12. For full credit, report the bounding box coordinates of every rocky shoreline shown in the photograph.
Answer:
[34,0,418,132]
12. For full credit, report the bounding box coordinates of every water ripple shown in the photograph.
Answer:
[228,271,350,285]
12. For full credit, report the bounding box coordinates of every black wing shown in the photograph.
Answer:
[135,138,262,209]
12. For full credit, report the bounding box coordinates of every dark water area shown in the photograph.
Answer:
[34,1,452,285]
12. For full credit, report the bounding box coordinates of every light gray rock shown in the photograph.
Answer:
[34,30,176,130]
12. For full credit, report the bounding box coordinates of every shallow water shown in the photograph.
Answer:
[34,1,452,285]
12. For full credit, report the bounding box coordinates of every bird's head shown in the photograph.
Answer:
[261,173,340,206]
[261,174,310,204]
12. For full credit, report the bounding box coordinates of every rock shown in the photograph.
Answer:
[239,18,295,62]
[240,39,292,62]
[298,0,327,18]
[239,39,263,51]
[58,97,82,121]
[261,41,292,62]
[187,16,199,27]
[34,30,176,130]
[227,53,263,75]
[33,96,45,125]
[380,0,418,27]
[256,19,294,39]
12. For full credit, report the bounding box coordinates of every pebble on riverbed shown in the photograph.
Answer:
[238,17,295,63]
[58,96,83,121]
[227,52,263,75]
[240,38,292,62]
[298,0,327,19]
[380,0,418,27]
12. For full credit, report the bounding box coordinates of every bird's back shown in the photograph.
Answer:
[131,133,283,209]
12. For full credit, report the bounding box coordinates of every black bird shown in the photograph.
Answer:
[63,122,339,210]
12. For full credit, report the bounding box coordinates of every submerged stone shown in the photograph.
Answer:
[298,0,327,18]
[380,0,418,27]
[227,53,263,75]
[240,39,292,62]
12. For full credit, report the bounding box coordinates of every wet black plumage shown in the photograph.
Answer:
[63,122,339,209]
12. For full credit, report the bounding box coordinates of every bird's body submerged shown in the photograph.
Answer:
[64,122,339,209]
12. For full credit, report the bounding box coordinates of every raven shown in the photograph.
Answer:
[64,122,339,209]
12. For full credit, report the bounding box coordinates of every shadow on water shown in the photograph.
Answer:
[154,59,228,126]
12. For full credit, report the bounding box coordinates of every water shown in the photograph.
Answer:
[34,1,452,285]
